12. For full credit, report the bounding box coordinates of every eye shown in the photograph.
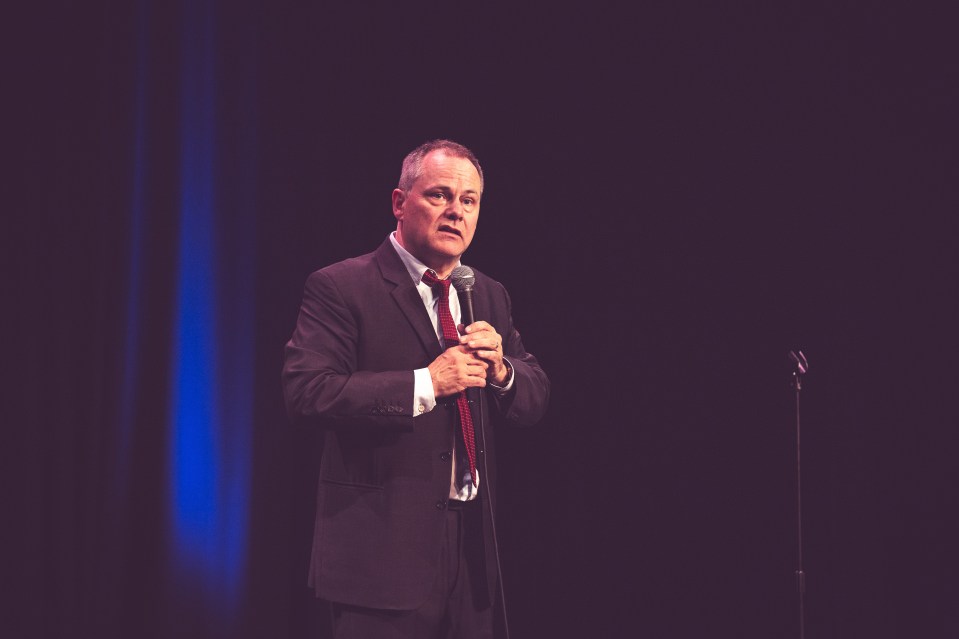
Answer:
[429,191,447,201]
[463,197,476,206]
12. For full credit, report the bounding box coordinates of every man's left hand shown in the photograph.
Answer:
[459,321,508,385]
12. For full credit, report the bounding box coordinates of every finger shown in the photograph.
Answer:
[475,352,502,367]
[463,321,494,334]
[462,330,500,347]
[466,351,489,364]
[466,340,501,354]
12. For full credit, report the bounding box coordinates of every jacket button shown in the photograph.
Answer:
[440,451,451,462]
[435,501,446,510]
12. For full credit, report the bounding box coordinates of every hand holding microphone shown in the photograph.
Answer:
[452,266,510,386]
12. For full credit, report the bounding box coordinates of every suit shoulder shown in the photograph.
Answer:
[299,252,381,310]
[472,267,509,297]
[307,250,378,282]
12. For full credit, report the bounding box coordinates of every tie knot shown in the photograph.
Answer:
[422,269,450,291]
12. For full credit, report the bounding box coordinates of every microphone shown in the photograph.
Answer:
[450,265,476,326]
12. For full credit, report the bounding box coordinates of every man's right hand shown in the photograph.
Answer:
[428,345,488,398]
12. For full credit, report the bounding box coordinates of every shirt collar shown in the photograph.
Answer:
[388,232,460,285]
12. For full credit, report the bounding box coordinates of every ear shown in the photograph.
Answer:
[391,188,406,221]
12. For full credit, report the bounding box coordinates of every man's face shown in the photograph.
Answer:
[392,151,482,276]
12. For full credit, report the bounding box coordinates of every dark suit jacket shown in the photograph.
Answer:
[283,238,550,610]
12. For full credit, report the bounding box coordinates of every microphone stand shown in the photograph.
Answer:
[452,266,511,639]
[473,385,510,639]
[789,350,809,639]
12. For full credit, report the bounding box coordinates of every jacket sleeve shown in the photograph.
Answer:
[282,269,415,428]
[490,284,550,427]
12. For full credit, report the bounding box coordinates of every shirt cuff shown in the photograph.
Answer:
[413,367,436,415]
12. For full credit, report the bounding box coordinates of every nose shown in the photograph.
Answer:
[445,199,464,220]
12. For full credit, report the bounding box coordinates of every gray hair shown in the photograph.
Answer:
[397,139,484,193]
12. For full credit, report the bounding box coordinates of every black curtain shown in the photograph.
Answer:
[9,2,957,638]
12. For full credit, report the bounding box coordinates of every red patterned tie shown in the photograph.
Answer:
[422,269,477,486]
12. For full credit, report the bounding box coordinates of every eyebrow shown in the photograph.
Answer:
[426,184,481,196]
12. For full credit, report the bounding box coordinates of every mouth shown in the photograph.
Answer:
[437,225,462,237]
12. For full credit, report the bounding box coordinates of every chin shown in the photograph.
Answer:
[432,239,466,255]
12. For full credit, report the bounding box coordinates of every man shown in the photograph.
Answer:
[283,140,550,638]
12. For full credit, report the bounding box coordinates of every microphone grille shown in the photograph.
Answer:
[450,265,475,292]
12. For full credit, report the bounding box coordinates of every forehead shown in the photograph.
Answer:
[417,151,482,192]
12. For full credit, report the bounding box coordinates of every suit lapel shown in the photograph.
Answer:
[374,239,444,360]
[471,278,491,327]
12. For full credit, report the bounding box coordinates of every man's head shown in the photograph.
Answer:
[392,140,484,278]
[397,139,484,194]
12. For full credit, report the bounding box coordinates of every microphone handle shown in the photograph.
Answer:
[458,288,479,402]
[459,289,475,326]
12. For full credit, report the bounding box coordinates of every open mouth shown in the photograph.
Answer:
[438,225,462,237]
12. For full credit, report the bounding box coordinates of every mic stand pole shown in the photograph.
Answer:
[789,350,808,639]
[473,385,510,639]
[453,265,510,639]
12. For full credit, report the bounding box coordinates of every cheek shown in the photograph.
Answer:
[412,209,435,230]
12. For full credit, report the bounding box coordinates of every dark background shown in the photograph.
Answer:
[6,1,957,638]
